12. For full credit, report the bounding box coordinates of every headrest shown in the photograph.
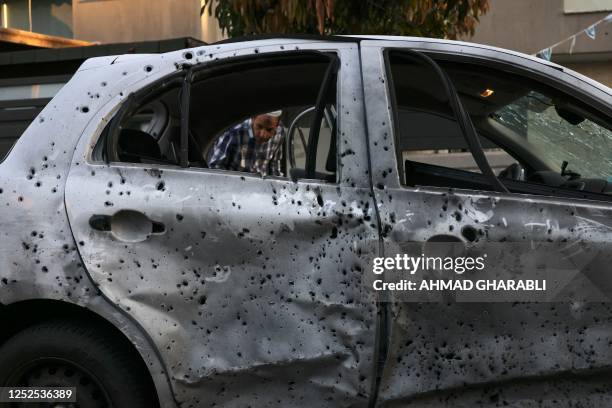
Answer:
[118,128,162,163]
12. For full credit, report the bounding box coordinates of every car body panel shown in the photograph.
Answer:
[0,66,178,406]
[360,40,612,406]
[64,41,380,407]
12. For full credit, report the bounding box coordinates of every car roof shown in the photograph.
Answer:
[214,34,564,69]
[207,34,609,97]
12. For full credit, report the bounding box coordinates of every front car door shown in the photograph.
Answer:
[362,39,612,406]
[65,40,381,407]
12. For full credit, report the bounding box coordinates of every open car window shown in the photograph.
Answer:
[98,51,338,182]
[386,50,612,200]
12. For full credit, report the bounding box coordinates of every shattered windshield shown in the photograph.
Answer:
[492,90,612,181]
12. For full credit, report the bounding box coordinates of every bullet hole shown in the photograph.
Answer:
[390,212,396,223]
[176,214,184,221]
[330,226,338,239]
[184,51,193,60]
[156,181,165,191]
[41,266,48,273]
[453,211,462,222]
[144,65,153,72]
[35,181,41,187]
[316,193,324,207]
[200,231,206,239]
[461,225,478,242]
[101,81,107,87]
[80,106,89,113]
[199,295,207,305]
[104,201,113,207]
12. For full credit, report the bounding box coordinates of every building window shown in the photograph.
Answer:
[564,0,612,13]
[0,82,66,101]
[0,0,73,38]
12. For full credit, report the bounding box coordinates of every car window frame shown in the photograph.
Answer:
[94,50,343,184]
[383,46,612,202]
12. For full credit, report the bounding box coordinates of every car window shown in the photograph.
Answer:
[285,105,336,182]
[493,90,612,180]
[396,106,516,175]
[101,51,338,181]
[386,50,612,198]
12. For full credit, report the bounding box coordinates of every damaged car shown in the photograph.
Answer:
[0,36,611,407]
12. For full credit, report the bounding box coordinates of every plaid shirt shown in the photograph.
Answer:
[208,119,285,177]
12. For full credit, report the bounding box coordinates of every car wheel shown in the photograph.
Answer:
[0,319,158,408]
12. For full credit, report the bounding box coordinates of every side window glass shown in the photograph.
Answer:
[101,52,338,182]
[387,50,612,199]
[396,107,516,175]
[285,105,336,182]
[493,90,612,180]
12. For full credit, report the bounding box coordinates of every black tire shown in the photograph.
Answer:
[0,319,158,408]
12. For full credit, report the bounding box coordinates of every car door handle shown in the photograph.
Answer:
[89,210,165,242]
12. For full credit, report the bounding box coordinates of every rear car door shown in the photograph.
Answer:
[65,40,380,407]
[361,39,612,406]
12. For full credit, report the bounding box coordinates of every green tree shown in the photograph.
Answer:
[202,0,489,39]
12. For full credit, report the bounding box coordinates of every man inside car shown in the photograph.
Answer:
[208,110,285,177]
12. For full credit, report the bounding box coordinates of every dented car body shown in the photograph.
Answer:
[0,36,611,407]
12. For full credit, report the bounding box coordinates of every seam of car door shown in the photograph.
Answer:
[358,42,391,408]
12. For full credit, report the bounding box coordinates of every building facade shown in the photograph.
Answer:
[468,0,612,87]
[0,0,224,48]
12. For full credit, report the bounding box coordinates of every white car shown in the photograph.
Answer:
[0,35,611,407]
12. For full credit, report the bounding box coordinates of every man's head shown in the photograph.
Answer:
[251,112,281,144]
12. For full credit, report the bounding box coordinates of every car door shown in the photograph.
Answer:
[65,40,381,407]
[361,40,612,406]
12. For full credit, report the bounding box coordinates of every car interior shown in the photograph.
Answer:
[98,51,338,182]
[388,51,612,200]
